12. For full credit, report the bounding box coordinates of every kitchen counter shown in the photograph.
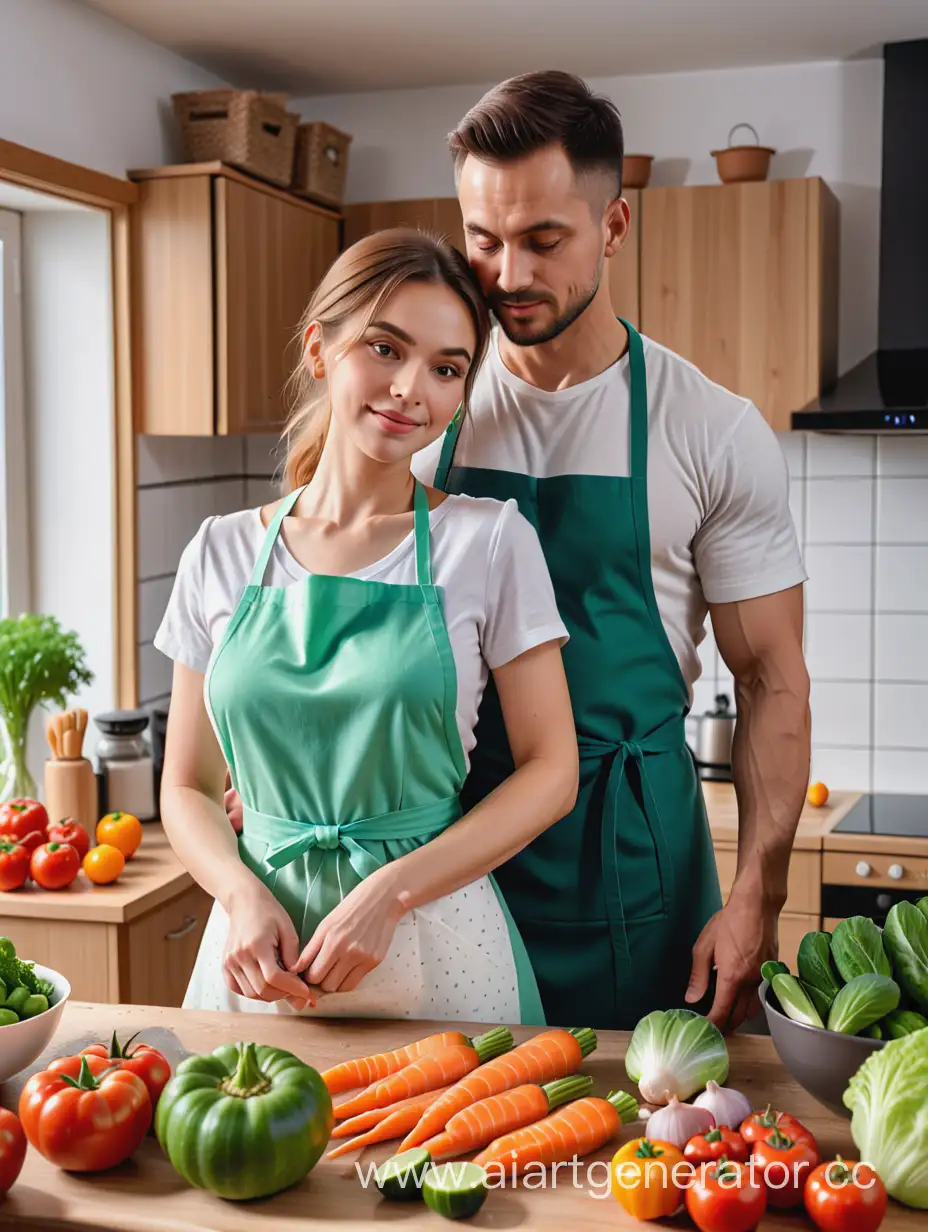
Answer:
[0,824,192,924]
[0,1002,922,1230]
[703,783,863,850]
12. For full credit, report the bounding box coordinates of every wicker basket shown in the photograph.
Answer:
[172,89,298,188]
[292,122,352,206]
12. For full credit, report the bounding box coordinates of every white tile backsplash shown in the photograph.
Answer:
[806,433,875,478]
[137,479,245,579]
[873,749,928,794]
[876,478,928,545]
[806,478,873,545]
[805,613,872,682]
[810,746,873,793]
[810,681,871,747]
[875,546,928,613]
[804,545,873,613]
[775,431,806,480]
[875,614,928,683]
[874,683,928,750]
[877,436,928,478]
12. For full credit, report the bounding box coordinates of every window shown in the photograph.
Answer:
[0,208,29,617]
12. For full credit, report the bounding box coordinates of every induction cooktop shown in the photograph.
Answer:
[832,793,928,838]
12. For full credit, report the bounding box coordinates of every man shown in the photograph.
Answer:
[410,70,811,1033]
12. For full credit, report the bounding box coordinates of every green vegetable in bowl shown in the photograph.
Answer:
[881,1009,928,1039]
[861,1022,882,1040]
[798,931,843,1011]
[845,1026,928,1208]
[771,973,824,1028]
[831,916,892,982]
[761,960,789,983]
[883,902,928,1012]
[625,1009,729,1105]
[917,897,928,923]
[0,935,56,1023]
[827,973,899,1035]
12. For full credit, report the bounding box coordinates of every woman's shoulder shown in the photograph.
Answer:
[177,507,266,585]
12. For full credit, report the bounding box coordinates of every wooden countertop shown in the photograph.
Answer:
[0,1002,921,1230]
[703,782,862,850]
[0,825,192,924]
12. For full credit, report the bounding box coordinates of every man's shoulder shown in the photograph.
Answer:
[641,335,753,424]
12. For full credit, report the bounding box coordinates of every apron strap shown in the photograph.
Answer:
[618,318,648,481]
[250,486,305,587]
[433,411,463,491]
[413,480,432,586]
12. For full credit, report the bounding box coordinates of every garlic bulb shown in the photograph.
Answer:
[693,1080,753,1130]
[645,1095,715,1149]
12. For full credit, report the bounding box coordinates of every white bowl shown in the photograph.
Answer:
[0,962,71,1083]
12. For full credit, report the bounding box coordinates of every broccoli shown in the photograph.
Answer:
[0,936,55,1002]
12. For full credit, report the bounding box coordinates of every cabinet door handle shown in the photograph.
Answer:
[165,914,198,940]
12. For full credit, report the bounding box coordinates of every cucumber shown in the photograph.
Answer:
[761,960,790,983]
[0,1008,19,1026]
[422,1161,489,1220]
[375,1149,431,1202]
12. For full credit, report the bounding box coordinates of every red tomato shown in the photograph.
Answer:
[30,841,81,890]
[0,1107,27,1195]
[685,1126,750,1165]
[686,1158,768,1232]
[19,1054,151,1171]
[805,1159,887,1232]
[79,1032,171,1109]
[740,1105,815,1148]
[753,1129,820,1208]
[47,820,90,862]
[0,840,30,891]
[0,798,48,842]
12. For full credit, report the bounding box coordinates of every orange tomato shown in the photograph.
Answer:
[611,1138,688,1220]
[83,843,125,885]
[807,782,830,808]
[96,811,142,859]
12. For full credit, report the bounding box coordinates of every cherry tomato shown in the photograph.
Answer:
[0,840,30,891]
[30,841,81,890]
[0,1107,27,1195]
[82,844,125,885]
[47,820,90,862]
[753,1128,820,1208]
[20,1053,151,1171]
[805,1159,887,1232]
[0,798,48,842]
[740,1105,815,1148]
[686,1158,768,1232]
[685,1126,750,1165]
[79,1031,171,1109]
[96,812,142,860]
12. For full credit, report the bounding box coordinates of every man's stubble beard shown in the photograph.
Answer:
[491,260,603,348]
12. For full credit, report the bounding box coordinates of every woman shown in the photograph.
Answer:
[155,229,578,1025]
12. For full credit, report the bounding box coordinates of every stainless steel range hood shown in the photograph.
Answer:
[792,39,928,433]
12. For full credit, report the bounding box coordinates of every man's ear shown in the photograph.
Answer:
[603,197,631,260]
[303,322,325,380]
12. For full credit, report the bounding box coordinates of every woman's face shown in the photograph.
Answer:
[317,280,476,467]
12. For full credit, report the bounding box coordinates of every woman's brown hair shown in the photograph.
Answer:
[283,227,489,491]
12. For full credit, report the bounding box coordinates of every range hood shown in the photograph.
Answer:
[792,39,928,433]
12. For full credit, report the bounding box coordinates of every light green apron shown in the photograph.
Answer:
[204,481,545,1024]
[434,321,722,1030]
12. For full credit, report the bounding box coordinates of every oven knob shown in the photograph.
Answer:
[888,863,905,881]
[855,861,872,878]
[876,893,893,912]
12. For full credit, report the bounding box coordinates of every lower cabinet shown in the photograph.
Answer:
[713,843,821,971]
[1,884,212,1007]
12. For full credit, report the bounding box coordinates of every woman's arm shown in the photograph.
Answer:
[161,662,313,1005]
[293,639,578,991]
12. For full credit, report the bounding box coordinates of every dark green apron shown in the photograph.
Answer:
[433,320,722,1030]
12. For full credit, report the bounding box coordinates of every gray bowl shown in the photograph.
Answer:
[761,979,883,1118]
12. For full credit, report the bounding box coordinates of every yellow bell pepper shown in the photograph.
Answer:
[610,1137,688,1220]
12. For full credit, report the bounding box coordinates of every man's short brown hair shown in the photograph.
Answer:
[448,70,625,198]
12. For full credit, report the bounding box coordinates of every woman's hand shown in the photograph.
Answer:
[290,867,412,993]
[223,882,317,1008]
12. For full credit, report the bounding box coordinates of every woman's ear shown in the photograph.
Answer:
[303,322,326,380]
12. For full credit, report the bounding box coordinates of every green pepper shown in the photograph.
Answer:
[5,985,30,1013]
[155,1041,333,1200]
[0,1007,19,1026]
[21,993,48,1018]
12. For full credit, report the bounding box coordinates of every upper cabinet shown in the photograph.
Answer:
[639,178,839,431]
[130,163,340,435]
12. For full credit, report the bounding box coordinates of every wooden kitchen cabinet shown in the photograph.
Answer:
[713,843,820,970]
[130,162,340,435]
[639,177,839,430]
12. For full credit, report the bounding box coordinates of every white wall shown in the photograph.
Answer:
[0,0,228,176]
[296,56,884,373]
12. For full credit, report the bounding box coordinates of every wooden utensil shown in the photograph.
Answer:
[44,708,98,839]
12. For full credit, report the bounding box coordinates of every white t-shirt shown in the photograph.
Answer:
[154,494,568,769]
[414,331,806,696]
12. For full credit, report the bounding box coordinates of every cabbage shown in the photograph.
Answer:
[844,1027,928,1208]
[625,1009,729,1105]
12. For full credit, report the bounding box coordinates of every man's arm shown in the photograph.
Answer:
[686,583,811,1029]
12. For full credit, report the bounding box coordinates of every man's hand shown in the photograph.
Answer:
[685,888,779,1032]
[224,769,243,833]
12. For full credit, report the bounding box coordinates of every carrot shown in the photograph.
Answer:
[322,1032,472,1094]
[421,1074,594,1161]
[326,1087,455,1159]
[329,1086,451,1140]
[332,1027,512,1121]
[399,1026,596,1152]
[473,1089,638,1175]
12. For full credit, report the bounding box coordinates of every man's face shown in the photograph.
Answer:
[457,144,618,347]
